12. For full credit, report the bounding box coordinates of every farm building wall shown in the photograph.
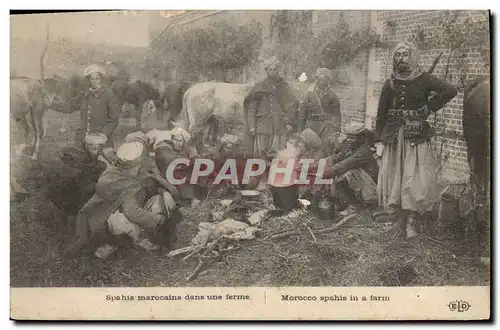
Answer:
[149,10,490,182]
[368,10,490,182]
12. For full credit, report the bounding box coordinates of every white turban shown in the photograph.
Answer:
[345,121,368,136]
[264,56,281,71]
[84,64,106,77]
[170,127,191,142]
[84,133,107,146]
[221,134,240,145]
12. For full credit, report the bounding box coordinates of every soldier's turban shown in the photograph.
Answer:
[314,68,333,83]
[264,56,281,71]
[170,127,191,142]
[345,121,368,136]
[221,134,240,145]
[84,64,106,77]
[84,133,108,146]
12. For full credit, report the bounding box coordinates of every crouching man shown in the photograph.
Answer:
[63,135,181,259]
[315,122,379,217]
[49,133,110,215]
[148,127,203,206]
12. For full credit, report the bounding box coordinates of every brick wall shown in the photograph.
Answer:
[369,10,490,182]
[149,10,490,182]
[312,11,372,131]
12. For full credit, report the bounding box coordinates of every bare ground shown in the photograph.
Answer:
[10,111,490,287]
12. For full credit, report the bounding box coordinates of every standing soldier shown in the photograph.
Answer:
[246,56,298,160]
[297,67,342,154]
[375,41,457,239]
[74,64,121,148]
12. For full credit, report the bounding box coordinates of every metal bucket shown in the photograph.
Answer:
[317,197,334,221]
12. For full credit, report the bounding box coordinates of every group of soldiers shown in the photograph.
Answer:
[244,41,457,240]
[32,39,459,260]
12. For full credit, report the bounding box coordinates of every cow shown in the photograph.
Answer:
[10,76,75,160]
[171,81,312,155]
[462,75,490,228]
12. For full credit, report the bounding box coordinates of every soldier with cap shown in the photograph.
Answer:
[63,133,181,259]
[74,64,121,147]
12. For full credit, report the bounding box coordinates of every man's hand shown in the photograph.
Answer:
[285,124,293,132]
[151,214,165,228]
[249,128,255,137]
[375,142,384,159]
[162,191,176,217]
[416,105,431,118]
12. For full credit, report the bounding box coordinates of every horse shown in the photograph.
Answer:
[10,75,75,160]
[462,75,490,228]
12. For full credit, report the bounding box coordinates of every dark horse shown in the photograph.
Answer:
[462,75,490,257]
[110,78,162,130]
[158,81,193,123]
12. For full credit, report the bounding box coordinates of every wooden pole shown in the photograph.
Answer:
[40,23,50,81]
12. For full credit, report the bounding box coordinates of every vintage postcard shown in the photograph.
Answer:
[9,10,491,321]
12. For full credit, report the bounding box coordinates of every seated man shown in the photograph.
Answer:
[296,128,325,204]
[46,133,109,217]
[315,122,379,217]
[149,127,203,206]
[63,135,181,259]
[209,133,261,194]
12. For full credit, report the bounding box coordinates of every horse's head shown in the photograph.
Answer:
[67,74,89,99]
[42,76,72,106]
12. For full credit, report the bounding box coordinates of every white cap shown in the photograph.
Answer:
[116,141,145,163]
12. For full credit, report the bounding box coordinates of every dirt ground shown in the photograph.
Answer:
[10,110,490,287]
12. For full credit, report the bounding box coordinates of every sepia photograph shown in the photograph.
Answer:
[9,9,491,320]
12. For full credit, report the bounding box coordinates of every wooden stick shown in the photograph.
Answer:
[186,258,204,282]
[305,224,317,243]
[168,243,206,257]
[182,246,203,262]
[271,213,360,240]
[428,52,443,74]
[202,236,223,256]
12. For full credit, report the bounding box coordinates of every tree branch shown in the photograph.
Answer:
[40,23,50,81]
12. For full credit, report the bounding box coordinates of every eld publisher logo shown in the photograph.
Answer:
[448,300,471,312]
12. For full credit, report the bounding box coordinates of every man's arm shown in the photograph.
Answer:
[374,80,393,142]
[424,73,458,112]
[297,93,310,133]
[121,189,162,229]
[247,93,260,134]
[323,147,373,179]
[330,92,342,133]
[102,91,122,137]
